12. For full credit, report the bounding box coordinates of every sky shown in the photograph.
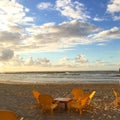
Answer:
[0,0,120,72]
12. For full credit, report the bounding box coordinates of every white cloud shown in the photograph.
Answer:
[24,21,99,52]
[24,56,51,66]
[89,27,120,42]
[36,0,90,21]
[25,57,34,65]
[8,25,23,33]
[113,15,120,21]
[37,2,53,10]
[35,58,51,66]
[56,0,90,21]
[0,1,119,58]
[0,0,33,26]
[107,0,120,21]
[5,55,24,66]
[93,17,104,22]
[2,20,119,54]
[0,17,118,55]
[58,57,71,65]
[95,60,108,66]
[0,53,119,71]
[97,43,106,46]
[75,54,88,63]
[107,0,120,13]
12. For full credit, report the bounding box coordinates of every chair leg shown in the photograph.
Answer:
[67,106,71,113]
[51,109,54,115]
[79,108,83,115]
[114,99,119,106]
[57,103,60,112]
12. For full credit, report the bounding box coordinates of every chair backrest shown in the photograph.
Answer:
[0,110,18,120]
[87,91,96,105]
[79,94,90,107]
[32,90,40,103]
[71,88,84,100]
[39,94,53,106]
[112,89,119,98]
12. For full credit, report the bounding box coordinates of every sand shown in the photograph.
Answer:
[0,82,120,120]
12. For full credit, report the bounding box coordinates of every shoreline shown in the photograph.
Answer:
[0,80,120,85]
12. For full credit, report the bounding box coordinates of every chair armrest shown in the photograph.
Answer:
[20,117,24,120]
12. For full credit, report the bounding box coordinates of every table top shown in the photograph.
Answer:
[54,97,72,102]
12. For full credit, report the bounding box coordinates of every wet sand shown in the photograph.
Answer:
[0,82,120,120]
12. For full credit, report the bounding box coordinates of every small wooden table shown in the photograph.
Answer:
[54,97,72,110]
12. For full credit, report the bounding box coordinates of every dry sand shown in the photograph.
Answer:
[0,82,120,120]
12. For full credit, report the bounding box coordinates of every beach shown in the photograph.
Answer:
[0,82,120,120]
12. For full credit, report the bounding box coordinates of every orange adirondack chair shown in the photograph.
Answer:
[112,88,120,106]
[67,93,90,115]
[0,110,24,120]
[66,88,84,101]
[38,94,58,115]
[32,90,41,108]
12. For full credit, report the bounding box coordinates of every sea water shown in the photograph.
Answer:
[0,71,120,83]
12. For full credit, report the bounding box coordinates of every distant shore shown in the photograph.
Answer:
[0,82,120,120]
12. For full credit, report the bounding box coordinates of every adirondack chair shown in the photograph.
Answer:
[112,88,120,106]
[87,91,96,108]
[66,88,84,101]
[38,94,58,115]
[67,93,90,115]
[0,110,24,120]
[32,90,41,108]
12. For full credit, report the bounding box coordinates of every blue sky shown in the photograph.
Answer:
[0,0,120,71]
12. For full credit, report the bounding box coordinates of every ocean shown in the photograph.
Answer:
[0,71,120,84]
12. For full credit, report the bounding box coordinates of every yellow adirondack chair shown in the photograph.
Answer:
[0,110,24,120]
[87,91,96,108]
[38,94,58,115]
[112,88,120,106]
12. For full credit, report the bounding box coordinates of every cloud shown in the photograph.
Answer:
[56,54,89,67]
[36,0,90,21]
[0,19,118,54]
[2,19,119,53]
[0,48,14,61]
[95,60,108,66]
[89,27,120,42]
[25,57,34,65]
[97,43,106,46]
[58,57,71,65]
[0,31,22,44]
[37,2,53,10]
[93,17,104,22]
[35,58,51,66]
[24,57,51,66]
[107,0,120,21]
[0,0,33,26]
[0,53,119,71]
[0,0,119,55]
[56,0,90,21]
[7,25,23,33]
[107,0,120,13]
[75,54,88,63]
[112,15,120,21]
[23,20,99,52]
